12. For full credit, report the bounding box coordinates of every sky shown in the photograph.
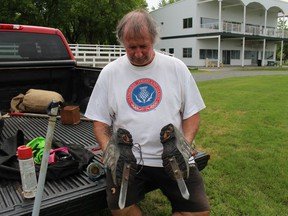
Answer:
[146,0,162,10]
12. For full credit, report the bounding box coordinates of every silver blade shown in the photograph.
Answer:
[176,178,190,200]
[118,162,130,209]
[169,156,190,200]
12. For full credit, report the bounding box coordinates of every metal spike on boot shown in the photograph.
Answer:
[115,128,137,209]
[160,123,192,199]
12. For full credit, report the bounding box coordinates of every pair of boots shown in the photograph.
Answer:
[103,124,193,186]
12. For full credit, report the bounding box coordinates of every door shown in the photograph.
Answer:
[222,50,231,64]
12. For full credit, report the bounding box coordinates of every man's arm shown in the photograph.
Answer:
[93,121,112,151]
[182,112,201,144]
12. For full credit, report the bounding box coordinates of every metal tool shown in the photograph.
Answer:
[9,112,92,121]
[169,156,190,200]
[86,162,105,181]
[32,101,59,216]
[118,162,131,209]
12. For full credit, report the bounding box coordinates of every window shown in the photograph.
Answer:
[200,49,206,59]
[160,48,166,52]
[199,49,218,59]
[0,32,70,61]
[169,48,174,54]
[231,50,240,59]
[207,50,212,59]
[183,48,192,58]
[183,18,193,29]
[244,51,252,59]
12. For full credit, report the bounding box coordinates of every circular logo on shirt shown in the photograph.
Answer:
[126,78,162,112]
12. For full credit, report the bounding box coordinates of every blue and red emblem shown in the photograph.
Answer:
[126,78,162,112]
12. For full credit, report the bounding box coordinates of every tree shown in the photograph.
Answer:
[0,0,148,44]
[65,0,147,44]
[0,0,39,25]
[276,18,288,63]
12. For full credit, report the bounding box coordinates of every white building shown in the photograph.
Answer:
[150,0,288,67]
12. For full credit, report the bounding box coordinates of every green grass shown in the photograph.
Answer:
[99,75,288,216]
[198,75,288,215]
[141,75,288,216]
[233,66,288,71]
[188,67,211,73]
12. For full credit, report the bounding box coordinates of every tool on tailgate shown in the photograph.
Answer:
[86,145,105,181]
[32,101,59,216]
[86,162,105,181]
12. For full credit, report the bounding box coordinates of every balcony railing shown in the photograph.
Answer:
[200,21,288,38]
[200,22,219,30]
[223,22,241,33]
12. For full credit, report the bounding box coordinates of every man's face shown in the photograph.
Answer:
[123,28,155,66]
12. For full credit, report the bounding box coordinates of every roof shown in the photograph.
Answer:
[0,23,59,34]
[152,0,288,14]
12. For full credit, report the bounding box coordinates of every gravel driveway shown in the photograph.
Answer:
[192,67,288,82]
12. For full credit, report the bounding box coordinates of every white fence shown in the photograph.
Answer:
[69,44,174,67]
[69,44,126,67]
[0,43,172,67]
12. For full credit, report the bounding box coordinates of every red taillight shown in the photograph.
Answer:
[0,24,23,30]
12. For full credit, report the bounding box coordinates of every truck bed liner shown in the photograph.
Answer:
[0,115,107,216]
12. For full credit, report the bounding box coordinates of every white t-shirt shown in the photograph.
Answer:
[85,51,205,167]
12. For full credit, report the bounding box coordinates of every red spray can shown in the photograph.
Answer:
[17,145,37,198]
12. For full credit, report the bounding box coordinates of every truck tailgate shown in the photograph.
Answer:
[0,115,107,216]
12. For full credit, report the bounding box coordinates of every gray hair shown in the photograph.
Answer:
[116,9,159,45]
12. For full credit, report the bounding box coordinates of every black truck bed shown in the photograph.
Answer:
[0,115,107,216]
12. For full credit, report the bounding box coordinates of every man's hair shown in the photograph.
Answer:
[116,9,159,45]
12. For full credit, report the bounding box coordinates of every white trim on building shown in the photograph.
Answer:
[150,0,288,67]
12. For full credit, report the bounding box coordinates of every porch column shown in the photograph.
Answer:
[280,13,285,66]
[243,5,246,34]
[218,35,221,68]
[241,5,246,67]
[280,40,284,67]
[241,37,245,67]
[262,39,266,66]
[263,9,267,35]
[261,10,267,66]
[218,0,222,32]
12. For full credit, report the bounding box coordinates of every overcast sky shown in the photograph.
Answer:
[146,0,161,10]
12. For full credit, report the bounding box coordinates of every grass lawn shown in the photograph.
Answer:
[233,66,288,71]
[98,75,288,216]
[197,75,288,215]
[141,75,288,216]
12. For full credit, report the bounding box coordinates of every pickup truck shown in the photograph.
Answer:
[0,24,210,216]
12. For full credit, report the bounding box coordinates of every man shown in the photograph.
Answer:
[85,9,210,216]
